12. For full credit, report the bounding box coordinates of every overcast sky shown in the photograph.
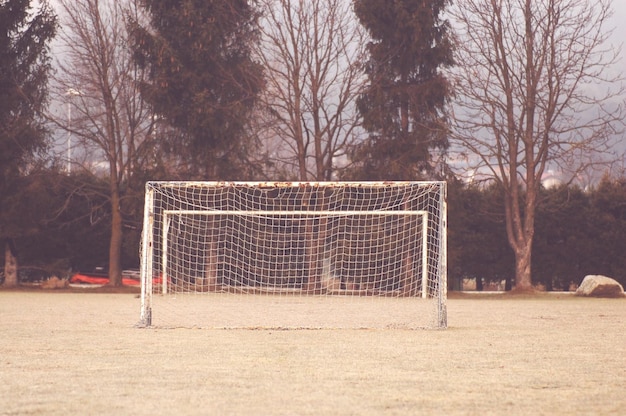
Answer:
[609,2,626,74]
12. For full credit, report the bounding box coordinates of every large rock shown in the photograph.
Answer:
[575,275,625,298]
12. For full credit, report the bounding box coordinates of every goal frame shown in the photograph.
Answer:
[139,181,447,329]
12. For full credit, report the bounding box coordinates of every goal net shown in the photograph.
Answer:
[139,181,447,329]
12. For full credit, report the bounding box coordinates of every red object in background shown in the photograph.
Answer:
[70,273,161,286]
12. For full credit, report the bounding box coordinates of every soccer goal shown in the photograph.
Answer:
[138,181,447,329]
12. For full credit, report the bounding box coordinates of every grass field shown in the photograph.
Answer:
[0,289,624,415]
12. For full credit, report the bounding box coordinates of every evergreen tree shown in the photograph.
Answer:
[132,0,264,179]
[448,181,513,290]
[585,177,626,283]
[0,0,56,286]
[0,0,56,193]
[350,0,453,180]
[533,185,590,290]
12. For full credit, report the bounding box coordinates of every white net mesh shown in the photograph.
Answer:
[139,182,446,329]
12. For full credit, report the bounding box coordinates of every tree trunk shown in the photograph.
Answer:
[3,240,18,287]
[513,243,533,291]
[108,185,123,286]
[401,197,416,296]
[304,189,321,293]
[504,182,536,292]
[205,240,218,291]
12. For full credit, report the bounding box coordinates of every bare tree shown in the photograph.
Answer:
[450,0,624,290]
[254,0,366,181]
[52,0,155,286]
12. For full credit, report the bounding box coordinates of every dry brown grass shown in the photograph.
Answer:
[0,289,624,415]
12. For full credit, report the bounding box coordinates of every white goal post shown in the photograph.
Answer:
[139,181,447,329]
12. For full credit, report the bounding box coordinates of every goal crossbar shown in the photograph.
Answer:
[164,209,427,216]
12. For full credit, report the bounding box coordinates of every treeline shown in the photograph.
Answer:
[448,177,626,290]
[6,169,626,290]
[0,170,138,275]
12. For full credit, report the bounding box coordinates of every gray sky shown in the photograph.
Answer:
[609,2,625,74]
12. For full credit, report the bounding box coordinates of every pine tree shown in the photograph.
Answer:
[0,0,56,287]
[132,0,263,179]
[350,0,453,180]
[0,0,56,190]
